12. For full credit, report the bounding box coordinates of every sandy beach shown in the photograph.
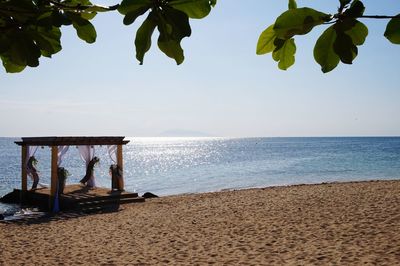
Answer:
[1,180,400,265]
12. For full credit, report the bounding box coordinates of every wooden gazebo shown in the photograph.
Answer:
[14,136,136,211]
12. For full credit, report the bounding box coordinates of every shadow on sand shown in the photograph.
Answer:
[0,201,122,225]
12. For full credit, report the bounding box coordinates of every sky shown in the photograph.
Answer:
[1,1,400,137]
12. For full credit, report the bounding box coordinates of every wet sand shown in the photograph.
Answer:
[1,180,400,265]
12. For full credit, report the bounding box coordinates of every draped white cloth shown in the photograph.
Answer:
[107,145,117,164]
[78,145,96,187]
[53,146,69,213]
[26,146,49,189]
[57,146,69,166]
[26,146,38,172]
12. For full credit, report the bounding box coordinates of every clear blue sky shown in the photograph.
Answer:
[1,1,399,137]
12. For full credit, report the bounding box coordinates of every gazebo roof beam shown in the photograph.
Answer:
[15,136,130,146]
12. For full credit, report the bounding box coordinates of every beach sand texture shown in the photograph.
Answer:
[1,180,400,265]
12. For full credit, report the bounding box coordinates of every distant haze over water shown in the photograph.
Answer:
[1,137,400,200]
[158,129,214,137]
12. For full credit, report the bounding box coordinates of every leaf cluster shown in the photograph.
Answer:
[2,0,400,74]
[118,0,216,65]
[257,0,400,73]
[257,2,330,71]
[0,0,109,72]
[0,0,216,72]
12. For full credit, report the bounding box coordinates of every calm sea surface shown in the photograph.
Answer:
[1,137,400,212]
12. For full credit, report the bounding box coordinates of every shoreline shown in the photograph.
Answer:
[156,178,399,198]
[1,179,400,264]
[1,178,397,219]
[1,177,398,199]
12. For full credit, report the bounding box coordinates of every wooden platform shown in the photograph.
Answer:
[1,184,145,213]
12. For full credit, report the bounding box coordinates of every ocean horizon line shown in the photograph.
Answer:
[1,135,400,139]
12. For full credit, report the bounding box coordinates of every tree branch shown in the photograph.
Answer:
[48,0,119,12]
[359,15,400,19]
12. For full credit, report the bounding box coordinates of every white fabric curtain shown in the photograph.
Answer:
[78,145,96,187]
[26,146,38,168]
[51,145,69,213]
[107,145,117,164]
[57,146,69,166]
[26,145,47,188]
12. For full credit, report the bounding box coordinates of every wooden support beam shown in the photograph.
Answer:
[21,145,27,191]
[50,146,58,209]
[117,145,124,190]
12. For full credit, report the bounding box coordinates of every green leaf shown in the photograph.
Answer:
[81,11,97,21]
[274,8,330,39]
[256,24,277,55]
[273,38,286,51]
[135,13,157,64]
[345,20,368,45]
[334,17,357,32]
[384,15,400,44]
[36,11,54,27]
[1,31,41,68]
[169,0,215,19]
[28,26,62,57]
[68,13,97,43]
[332,19,362,64]
[272,38,296,70]
[118,0,152,25]
[73,21,96,43]
[162,7,191,40]
[288,0,297,10]
[52,11,72,27]
[156,7,191,64]
[333,31,357,64]
[123,6,150,25]
[1,57,26,73]
[314,26,340,73]
[344,0,365,18]
[313,19,365,72]
[158,38,185,65]
[118,0,152,15]
[0,34,11,54]
[62,0,92,6]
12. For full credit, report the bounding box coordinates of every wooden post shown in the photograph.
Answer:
[117,145,124,190]
[50,146,58,209]
[21,145,27,191]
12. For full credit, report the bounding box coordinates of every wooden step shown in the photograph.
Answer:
[61,192,139,202]
[76,197,145,213]
[76,197,145,208]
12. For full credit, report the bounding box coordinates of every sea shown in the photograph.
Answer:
[1,137,400,214]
